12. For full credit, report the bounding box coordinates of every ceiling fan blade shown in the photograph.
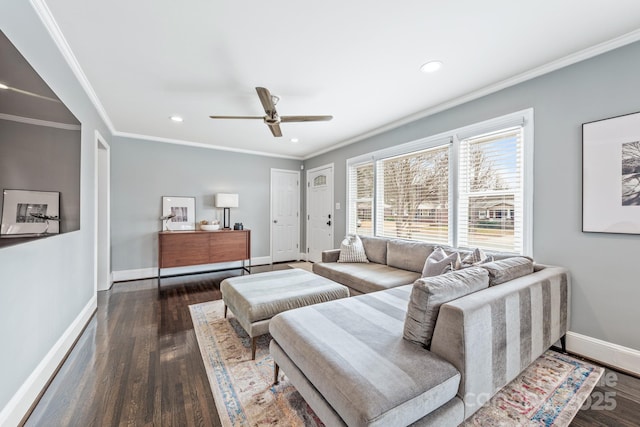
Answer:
[209,115,264,119]
[280,115,333,122]
[268,123,283,137]
[256,87,277,116]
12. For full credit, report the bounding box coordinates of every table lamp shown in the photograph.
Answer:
[215,193,239,229]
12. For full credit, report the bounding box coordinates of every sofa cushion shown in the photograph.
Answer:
[387,239,434,273]
[480,256,534,286]
[313,262,421,294]
[360,235,388,264]
[269,286,461,427]
[404,267,489,348]
[338,234,369,263]
[422,247,461,277]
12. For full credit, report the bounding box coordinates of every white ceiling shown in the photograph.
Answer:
[41,0,640,159]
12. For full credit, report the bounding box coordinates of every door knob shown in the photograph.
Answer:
[326,220,332,226]
[273,220,278,223]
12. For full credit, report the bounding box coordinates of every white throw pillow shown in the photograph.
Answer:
[461,247,494,267]
[337,234,369,263]
[421,247,460,277]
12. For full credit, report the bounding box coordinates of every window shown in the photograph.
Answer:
[347,109,532,255]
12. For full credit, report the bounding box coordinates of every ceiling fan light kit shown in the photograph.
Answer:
[210,87,332,137]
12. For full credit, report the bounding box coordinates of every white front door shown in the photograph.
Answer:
[306,164,334,263]
[271,169,300,263]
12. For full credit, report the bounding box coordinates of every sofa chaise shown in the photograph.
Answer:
[269,237,570,426]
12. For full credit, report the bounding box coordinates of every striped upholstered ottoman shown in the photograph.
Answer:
[221,268,349,359]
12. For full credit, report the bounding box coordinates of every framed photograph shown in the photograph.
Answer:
[583,111,640,234]
[1,189,60,236]
[162,196,196,231]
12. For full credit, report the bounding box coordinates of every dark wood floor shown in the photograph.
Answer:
[25,264,640,426]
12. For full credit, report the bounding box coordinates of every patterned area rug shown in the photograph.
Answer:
[190,299,603,427]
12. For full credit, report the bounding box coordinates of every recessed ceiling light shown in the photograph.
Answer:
[420,61,443,73]
[170,115,183,122]
[0,83,9,90]
[290,138,299,143]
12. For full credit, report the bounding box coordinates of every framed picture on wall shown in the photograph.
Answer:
[161,196,196,231]
[583,111,640,234]
[1,189,60,236]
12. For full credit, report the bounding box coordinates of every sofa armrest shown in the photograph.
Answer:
[429,265,570,419]
[321,249,341,263]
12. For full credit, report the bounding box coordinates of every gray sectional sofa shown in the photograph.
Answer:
[269,236,570,426]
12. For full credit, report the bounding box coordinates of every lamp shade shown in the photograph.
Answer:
[215,193,239,208]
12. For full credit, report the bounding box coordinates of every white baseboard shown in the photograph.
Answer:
[299,252,308,261]
[0,296,97,427]
[567,331,640,376]
[111,256,274,283]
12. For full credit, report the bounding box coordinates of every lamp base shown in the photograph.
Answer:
[222,207,231,229]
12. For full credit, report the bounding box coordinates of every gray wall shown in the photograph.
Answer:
[110,137,302,271]
[0,119,81,238]
[305,41,640,351]
[0,0,111,416]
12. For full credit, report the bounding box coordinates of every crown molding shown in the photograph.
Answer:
[0,113,81,130]
[31,0,115,133]
[113,131,303,160]
[303,28,640,160]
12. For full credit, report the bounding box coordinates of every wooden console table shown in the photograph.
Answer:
[158,229,251,288]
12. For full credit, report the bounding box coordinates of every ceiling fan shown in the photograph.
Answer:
[209,87,333,137]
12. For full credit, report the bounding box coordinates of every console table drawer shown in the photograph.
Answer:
[159,233,209,268]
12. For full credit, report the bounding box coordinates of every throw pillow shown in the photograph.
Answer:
[337,234,369,263]
[461,247,494,267]
[421,246,460,277]
[404,267,489,348]
[480,256,534,286]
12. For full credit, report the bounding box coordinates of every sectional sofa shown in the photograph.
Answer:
[269,236,570,426]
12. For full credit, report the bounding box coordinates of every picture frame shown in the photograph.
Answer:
[161,196,196,231]
[1,189,61,236]
[583,111,640,234]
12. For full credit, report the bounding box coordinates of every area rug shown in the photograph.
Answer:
[190,299,603,427]
[287,262,313,272]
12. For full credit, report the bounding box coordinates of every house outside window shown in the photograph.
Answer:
[347,109,533,255]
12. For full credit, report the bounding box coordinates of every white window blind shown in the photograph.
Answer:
[347,161,374,235]
[458,127,524,253]
[376,144,450,244]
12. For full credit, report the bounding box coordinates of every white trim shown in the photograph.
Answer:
[114,131,303,160]
[111,256,273,283]
[303,28,640,160]
[30,0,115,134]
[270,169,301,263]
[0,296,96,427]
[567,331,640,377]
[94,131,111,292]
[111,268,158,283]
[305,163,335,262]
[299,252,308,261]
[0,113,81,131]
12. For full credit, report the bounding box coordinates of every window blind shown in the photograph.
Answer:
[376,144,450,244]
[458,127,523,253]
[347,161,374,235]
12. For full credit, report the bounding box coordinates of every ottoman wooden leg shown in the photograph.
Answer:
[224,304,227,318]
[251,337,257,360]
[274,363,280,385]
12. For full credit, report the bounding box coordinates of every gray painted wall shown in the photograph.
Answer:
[0,0,111,415]
[110,137,302,271]
[304,41,640,351]
[0,119,81,238]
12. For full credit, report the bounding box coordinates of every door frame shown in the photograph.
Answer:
[305,163,334,261]
[270,168,301,263]
[94,130,111,292]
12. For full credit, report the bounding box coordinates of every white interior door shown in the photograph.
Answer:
[306,164,334,263]
[271,169,300,263]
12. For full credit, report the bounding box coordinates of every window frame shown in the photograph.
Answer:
[346,109,533,255]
